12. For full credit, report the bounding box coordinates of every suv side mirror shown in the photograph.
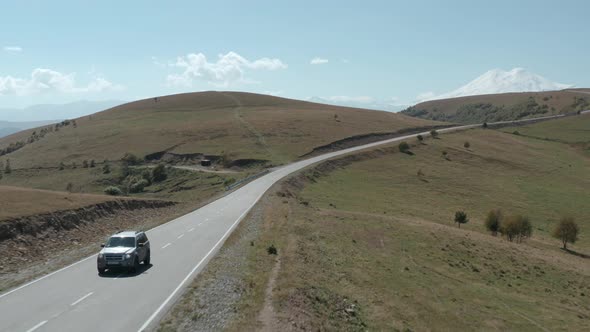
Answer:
[100,243,105,247]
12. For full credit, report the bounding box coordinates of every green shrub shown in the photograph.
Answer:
[430,129,439,138]
[224,178,236,186]
[141,169,152,185]
[102,164,111,174]
[398,141,410,153]
[82,160,89,168]
[267,244,278,255]
[104,186,123,196]
[151,163,167,182]
[464,141,470,148]
[129,179,149,193]
[121,152,141,165]
[417,134,424,142]
[90,160,96,168]
[485,209,502,236]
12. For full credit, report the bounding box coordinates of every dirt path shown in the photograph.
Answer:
[258,258,281,331]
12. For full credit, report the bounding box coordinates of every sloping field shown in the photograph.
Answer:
[0,185,122,220]
[402,88,590,123]
[161,116,590,331]
[0,91,440,169]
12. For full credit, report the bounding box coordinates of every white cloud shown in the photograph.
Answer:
[166,51,287,87]
[321,95,374,103]
[0,68,122,96]
[310,57,329,65]
[3,46,22,52]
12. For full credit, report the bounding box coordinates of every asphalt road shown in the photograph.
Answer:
[0,114,582,332]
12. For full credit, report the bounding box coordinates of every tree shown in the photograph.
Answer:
[104,186,123,196]
[151,163,167,182]
[454,211,469,228]
[430,129,439,138]
[398,141,410,153]
[90,160,96,168]
[417,134,424,143]
[552,217,579,249]
[482,122,488,128]
[485,209,502,236]
[4,159,11,174]
[501,215,532,243]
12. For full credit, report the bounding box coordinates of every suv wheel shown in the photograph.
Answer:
[144,250,151,265]
[130,257,139,273]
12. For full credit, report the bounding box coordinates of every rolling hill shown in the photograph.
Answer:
[402,88,590,124]
[0,91,441,169]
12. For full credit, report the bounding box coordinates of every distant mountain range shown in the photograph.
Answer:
[0,100,125,122]
[422,68,572,101]
[307,97,408,112]
[0,120,59,139]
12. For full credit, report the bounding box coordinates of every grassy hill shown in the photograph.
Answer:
[0,91,439,170]
[402,88,590,124]
[161,114,590,331]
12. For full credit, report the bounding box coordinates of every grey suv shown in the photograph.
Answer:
[97,231,151,274]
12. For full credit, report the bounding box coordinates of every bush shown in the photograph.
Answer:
[4,159,11,174]
[129,179,149,193]
[104,186,123,196]
[464,141,470,148]
[121,152,141,165]
[454,211,469,228]
[417,134,424,142]
[224,178,236,186]
[59,162,65,170]
[552,217,579,249]
[66,183,74,192]
[501,215,532,243]
[82,160,89,168]
[90,160,96,168]
[513,130,520,135]
[485,209,502,236]
[482,122,488,128]
[102,164,111,174]
[398,141,410,153]
[141,169,152,185]
[430,129,439,138]
[151,163,167,182]
[267,244,278,255]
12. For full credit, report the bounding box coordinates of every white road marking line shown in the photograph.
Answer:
[177,234,184,239]
[70,292,94,306]
[188,228,195,232]
[25,320,47,332]
[137,189,267,332]
[162,243,171,249]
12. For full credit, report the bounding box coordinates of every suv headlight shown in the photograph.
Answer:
[125,253,132,259]
[98,253,104,259]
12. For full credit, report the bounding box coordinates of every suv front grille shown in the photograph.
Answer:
[105,254,124,261]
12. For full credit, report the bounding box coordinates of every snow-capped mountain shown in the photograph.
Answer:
[423,68,573,102]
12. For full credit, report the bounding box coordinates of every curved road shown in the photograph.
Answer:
[0,114,583,332]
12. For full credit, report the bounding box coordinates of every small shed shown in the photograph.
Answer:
[200,159,211,167]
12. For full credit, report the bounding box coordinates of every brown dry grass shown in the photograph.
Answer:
[0,185,123,220]
[411,88,590,118]
[0,91,440,169]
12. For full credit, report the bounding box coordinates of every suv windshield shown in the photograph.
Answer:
[106,236,135,248]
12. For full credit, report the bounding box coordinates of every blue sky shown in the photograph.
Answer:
[1,0,589,108]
